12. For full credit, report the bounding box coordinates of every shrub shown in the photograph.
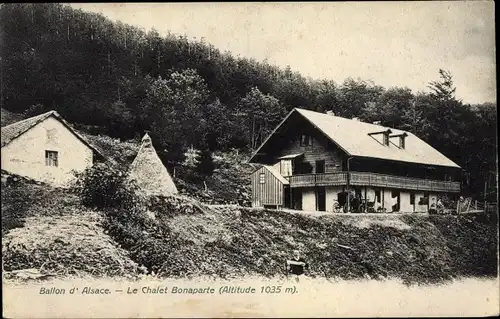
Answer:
[72,162,143,211]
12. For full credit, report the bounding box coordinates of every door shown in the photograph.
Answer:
[391,190,400,212]
[284,186,291,208]
[315,160,325,174]
[292,188,302,210]
[316,187,326,211]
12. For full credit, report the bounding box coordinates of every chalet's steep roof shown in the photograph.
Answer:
[1,110,105,158]
[250,108,460,168]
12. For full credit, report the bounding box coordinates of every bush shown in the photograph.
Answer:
[72,162,143,210]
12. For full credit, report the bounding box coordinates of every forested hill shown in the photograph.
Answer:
[0,3,496,199]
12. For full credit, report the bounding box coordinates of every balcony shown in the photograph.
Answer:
[287,171,461,193]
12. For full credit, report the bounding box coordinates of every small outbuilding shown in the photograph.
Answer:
[251,164,289,209]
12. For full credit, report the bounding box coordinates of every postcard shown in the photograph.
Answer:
[1,2,498,318]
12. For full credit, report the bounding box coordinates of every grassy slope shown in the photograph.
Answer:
[1,176,139,278]
[2,175,498,284]
[139,201,499,284]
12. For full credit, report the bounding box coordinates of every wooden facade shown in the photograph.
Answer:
[274,123,345,175]
[251,166,286,208]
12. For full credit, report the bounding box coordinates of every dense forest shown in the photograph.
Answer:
[0,3,496,200]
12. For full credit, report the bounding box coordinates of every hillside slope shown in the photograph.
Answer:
[1,175,139,279]
[1,108,24,126]
[2,177,497,284]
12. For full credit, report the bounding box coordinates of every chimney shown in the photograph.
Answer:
[373,121,381,125]
[326,110,335,116]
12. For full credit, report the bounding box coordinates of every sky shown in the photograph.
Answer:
[70,2,496,104]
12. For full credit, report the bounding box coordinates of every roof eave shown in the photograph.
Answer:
[348,153,461,169]
[247,108,300,163]
[51,113,107,160]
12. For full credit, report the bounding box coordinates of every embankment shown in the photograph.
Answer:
[2,180,498,284]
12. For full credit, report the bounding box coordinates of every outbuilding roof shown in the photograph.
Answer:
[263,165,289,185]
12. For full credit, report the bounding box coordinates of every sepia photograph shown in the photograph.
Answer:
[1,1,498,318]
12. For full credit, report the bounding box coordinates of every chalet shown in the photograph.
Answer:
[1,110,104,187]
[249,108,462,213]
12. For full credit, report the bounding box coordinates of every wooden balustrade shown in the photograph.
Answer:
[287,173,347,187]
[287,171,460,192]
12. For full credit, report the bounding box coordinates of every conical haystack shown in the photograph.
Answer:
[127,134,178,196]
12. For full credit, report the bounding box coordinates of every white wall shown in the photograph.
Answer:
[400,191,413,213]
[325,186,343,212]
[382,189,395,212]
[302,188,316,211]
[1,117,94,187]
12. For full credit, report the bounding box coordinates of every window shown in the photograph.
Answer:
[315,160,325,174]
[280,160,293,177]
[410,193,415,205]
[300,134,312,146]
[45,150,58,167]
[259,173,265,184]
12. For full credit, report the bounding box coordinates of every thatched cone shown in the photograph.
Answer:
[127,134,178,196]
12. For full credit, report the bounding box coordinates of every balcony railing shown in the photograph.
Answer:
[287,171,461,192]
[287,172,347,187]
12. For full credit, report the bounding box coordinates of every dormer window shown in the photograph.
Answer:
[368,129,392,146]
[389,133,408,149]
